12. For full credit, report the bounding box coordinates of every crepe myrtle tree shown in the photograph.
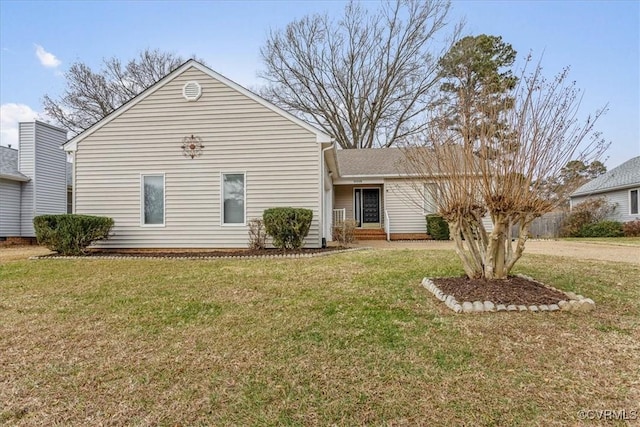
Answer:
[402,57,608,279]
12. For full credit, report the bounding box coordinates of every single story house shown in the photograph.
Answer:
[63,60,438,248]
[570,155,640,222]
[0,121,69,242]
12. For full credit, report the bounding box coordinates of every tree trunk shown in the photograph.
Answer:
[505,220,532,273]
[449,221,483,278]
[485,219,509,279]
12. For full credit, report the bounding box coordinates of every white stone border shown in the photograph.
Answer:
[30,247,370,261]
[421,274,595,314]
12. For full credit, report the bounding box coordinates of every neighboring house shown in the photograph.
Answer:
[0,121,68,241]
[63,60,437,248]
[570,156,640,223]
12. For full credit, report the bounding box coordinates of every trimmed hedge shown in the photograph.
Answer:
[33,214,114,255]
[426,214,450,240]
[578,220,624,238]
[263,207,313,250]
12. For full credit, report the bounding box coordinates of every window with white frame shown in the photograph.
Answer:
[631,189,639,215]
[141,174,165,226]
[222,173,245,225]
[424,183,438,213]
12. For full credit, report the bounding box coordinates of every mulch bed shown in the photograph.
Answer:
[433,276,568,306]
[41,246,348,258]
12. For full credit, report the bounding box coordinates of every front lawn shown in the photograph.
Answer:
[1,249,638,425]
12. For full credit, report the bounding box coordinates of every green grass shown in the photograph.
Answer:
[560,236,640,246]
[1,248,638,426]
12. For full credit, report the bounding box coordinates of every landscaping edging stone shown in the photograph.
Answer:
[421,274,595,314]
[30,247,369,261]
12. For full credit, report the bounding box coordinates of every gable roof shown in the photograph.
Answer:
[572,156,640,197]
[0,146,29,182]
[63,59,331,151]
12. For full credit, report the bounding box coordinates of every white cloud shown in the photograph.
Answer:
[34,44,61,68]
[0,103,40,149]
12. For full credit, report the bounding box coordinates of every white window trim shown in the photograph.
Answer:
[630,188,640,215]
[140,173,166,227]
[221,172,247,226]
[423,182,438,215]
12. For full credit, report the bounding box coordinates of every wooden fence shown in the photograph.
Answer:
[525,212,566,238]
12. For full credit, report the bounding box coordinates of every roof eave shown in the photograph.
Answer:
[0,173,30,182]
[61,60,194,150]
[571,183,640,198]
[338,172,451,179]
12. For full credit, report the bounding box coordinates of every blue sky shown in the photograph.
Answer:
[1,0,638,168]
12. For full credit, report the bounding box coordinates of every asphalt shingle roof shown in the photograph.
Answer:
[335,148,407,176]
[0,146,29,181]
[334,146,470,177]
[572,156,640,196]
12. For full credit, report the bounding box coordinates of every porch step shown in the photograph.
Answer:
[354,228,387,240]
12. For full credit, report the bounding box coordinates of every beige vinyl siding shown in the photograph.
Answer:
[482,215,494,233]
[384,179,426,234]
[572,188,640,222]
[0,179,21,237]
[74,67,322,248]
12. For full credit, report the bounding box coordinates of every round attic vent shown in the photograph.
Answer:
[183,81,202,101]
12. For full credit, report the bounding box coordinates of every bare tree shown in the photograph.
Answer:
[43,49,187,134]
[403,57,608,279]
[259,0,458,149]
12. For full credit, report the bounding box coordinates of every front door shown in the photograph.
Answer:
[354,188,380,227]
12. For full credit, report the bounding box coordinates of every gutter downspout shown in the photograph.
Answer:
[321,141,336,247]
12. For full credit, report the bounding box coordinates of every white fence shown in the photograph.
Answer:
[332,208,346,228]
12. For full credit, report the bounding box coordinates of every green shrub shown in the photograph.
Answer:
[426,214,450,240]
[263,207,313,250]
[33,214,114,255]
[561,197,616,237]
[623,220,640,237]
[578,220,624,238]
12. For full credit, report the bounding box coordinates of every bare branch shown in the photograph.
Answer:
[43,49,189,135]
[259,0,459,149]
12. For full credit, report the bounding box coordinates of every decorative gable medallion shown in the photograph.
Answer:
[183,81,202,101]
[181,135,204,159]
